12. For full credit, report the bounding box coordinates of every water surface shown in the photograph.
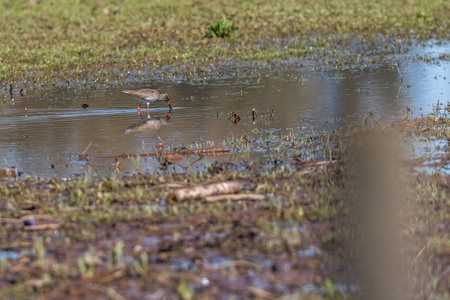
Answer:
[0,59,448,178]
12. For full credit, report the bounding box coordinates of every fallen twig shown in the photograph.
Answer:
[178,146,228,155]
[1,215,59,226]
[24,223,60,231]
[168,180,247,201]
[301,160,338,168]
[396,82,403,99]
[205,193,266,202]
[0,218,22,225]
[165,153,183,164]
[82,142,93,155]
[78,146,229,160]
[248,286,274,299]
[395,63,404,83]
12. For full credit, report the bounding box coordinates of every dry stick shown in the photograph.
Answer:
[178,147,227,155]
[374,115,385,125]
[0,218,23,225]
[1,215,59,226]
[21,214,58,221]
[82,142,93,155]
[302,160,338,168]
[24,224,60,231]
[395,63,404,83]
[171,155,204,171]
[248,286,274,299]
[396,82,403,99]
[412,238,434,265]
[87,146,229,160]
[176,148,202,156]
[168,180,246,201]
[3,157,12,169]
[205,193,266,202]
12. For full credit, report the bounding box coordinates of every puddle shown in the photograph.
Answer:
[298,246,322,257]
[0,249,36,262]
[0,250,20,262]
[400,130,450,175]
[0,57,449,178]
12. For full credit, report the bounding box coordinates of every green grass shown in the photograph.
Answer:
[206,19,238,38]
[0,0,449,87]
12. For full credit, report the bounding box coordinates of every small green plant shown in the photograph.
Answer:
[113,240,124,265]
[77,250,97,279]
[33,237,45,268]
[323,278,342,298]
[135,154,141,170]
[176,278,195,300]
[140,251,148,277]
[206,20,238,38]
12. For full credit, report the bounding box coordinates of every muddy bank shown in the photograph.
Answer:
[1,109,449,298]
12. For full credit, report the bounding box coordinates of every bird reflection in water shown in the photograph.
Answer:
[123,110,172,134]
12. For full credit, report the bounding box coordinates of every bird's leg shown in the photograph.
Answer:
[137,103,141,115]
[167,101,172,110]
[146,104,150,116]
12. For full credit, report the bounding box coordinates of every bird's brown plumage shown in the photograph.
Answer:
[122,89,172,115]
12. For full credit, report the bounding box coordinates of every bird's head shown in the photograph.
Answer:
[162,93,170,101]
[162,93,172,109]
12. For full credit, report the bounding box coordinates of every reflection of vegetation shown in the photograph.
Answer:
[206,20,238,38]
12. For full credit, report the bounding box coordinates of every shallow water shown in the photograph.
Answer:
[0,59,449,178]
